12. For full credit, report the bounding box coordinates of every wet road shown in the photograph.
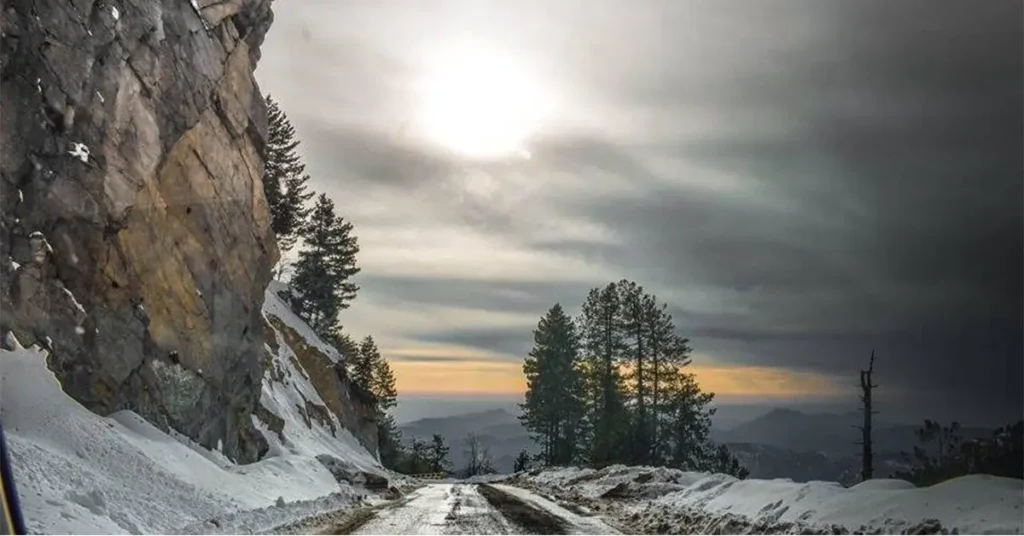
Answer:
[350,484,521,535]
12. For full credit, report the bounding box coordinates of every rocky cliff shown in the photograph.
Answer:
[1,0,278,463]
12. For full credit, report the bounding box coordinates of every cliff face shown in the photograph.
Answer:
[1,0,278,463]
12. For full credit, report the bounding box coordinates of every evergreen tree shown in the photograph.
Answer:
[350,336,377,394]
[409,439,431,474]
[619,280,651,464]
[263,96,313,253]
[427,434,451,473]
[577,283,628,466]
[377,412,404,469]
[513,450,532,472]
[290,194,360,335]
[644,295,679,465]
[372,351,398,412]
[520,303,585,467]
[325,327,360,363]
[665,371,715,470]
[704,443,750,479]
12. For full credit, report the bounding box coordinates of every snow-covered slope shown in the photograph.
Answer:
[1,283,384,533]
[515,465,1024,534]
[255,282,379,472]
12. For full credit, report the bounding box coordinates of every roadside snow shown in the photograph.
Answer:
[518,466,1024,535]
[490,484,619,534]
[1,337,358,534]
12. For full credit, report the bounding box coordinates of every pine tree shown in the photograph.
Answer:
[349,336,376,393]
[290,194,361,335]
[619,280,652,464]
[263,96,313,253]
[409,439,431,474]
[665,371,715,469]
[513,450,532,472]
[427,434,451,473]
[704,443,749,479]
[520,303,585,467]
[291,195,340,333]
[325,327,360,363]
[644,295,678,465]
[377,412,404,469]
[372,351,398,413]
[577,283,628,466]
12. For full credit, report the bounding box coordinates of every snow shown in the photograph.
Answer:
[17,188,23,203]
[264,281,344,362]
[1,335,368,534]
[62,287,87,314]
[520,466,1024,535]
[68,142,90,163]
[96,91,105,104]
[111,5,119,20]
[256,288,379,471]
[74,326,86,335]
[188,0,210,30]
[490,484,619,534]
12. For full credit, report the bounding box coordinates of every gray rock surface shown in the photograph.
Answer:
[1,0,277,463]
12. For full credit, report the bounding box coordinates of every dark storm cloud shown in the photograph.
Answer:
[550,0,1023,419]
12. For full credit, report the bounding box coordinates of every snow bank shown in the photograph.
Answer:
[518,466,1024,534]
[490,484,619,535]
[1,337,362,534]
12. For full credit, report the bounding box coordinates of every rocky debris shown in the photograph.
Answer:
[1,0,277,462]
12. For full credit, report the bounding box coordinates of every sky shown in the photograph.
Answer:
[256,0,1023,426]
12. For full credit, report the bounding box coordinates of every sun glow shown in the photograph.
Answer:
[414,45,552,159]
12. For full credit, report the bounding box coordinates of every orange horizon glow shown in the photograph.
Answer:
[390,354,846,399]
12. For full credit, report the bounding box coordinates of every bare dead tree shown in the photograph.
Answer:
[855,350,878,481]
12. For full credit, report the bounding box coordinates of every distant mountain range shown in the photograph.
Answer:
[399,406,994,482]
[711,407,991,457]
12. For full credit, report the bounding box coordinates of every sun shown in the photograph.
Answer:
[414,45,552,160]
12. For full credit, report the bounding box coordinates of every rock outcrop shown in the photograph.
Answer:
[1,0,277,463]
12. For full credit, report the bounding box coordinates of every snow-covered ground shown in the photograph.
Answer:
[513,465,1024,534]
[1,282,386,534]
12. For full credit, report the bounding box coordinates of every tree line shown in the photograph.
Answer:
[518,280,748,477]
[261,96,405,470]
[895,420,1023,486]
